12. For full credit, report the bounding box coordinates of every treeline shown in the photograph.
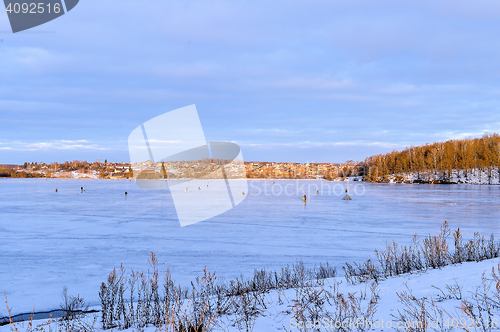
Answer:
[364,133,500,183]
[24,160,112,173]
[0,167,45,178]
[0,160,132,179]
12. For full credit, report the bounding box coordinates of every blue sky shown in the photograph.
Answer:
[1,0,500,164]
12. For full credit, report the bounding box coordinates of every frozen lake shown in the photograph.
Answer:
[1,178,500,315]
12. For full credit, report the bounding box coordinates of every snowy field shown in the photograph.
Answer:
[1,179,500,318]
[3,258,500,332]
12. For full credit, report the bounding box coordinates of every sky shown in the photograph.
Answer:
[1,0,500,164]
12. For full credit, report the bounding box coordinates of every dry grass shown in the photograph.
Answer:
[98,252,218,332]
[344,222,500,285]
[97,253,336,331]
[3,290,51,332]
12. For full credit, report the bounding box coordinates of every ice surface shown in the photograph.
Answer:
[1,179,499,316]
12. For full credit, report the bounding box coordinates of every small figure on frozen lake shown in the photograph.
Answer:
[185,187,188,192]
[302,194,307,203]
[55,188,58,192]
[125,191,128,196]
[342,189,352,200]
[242,191,245,195]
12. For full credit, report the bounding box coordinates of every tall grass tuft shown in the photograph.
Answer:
[3,290,52,332]
[98,253,336,331]
[344,221,500,284]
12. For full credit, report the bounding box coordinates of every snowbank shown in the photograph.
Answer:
[3,258,500,332]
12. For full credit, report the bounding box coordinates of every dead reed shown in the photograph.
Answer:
[344,222,500,284]
[97,253,336,331]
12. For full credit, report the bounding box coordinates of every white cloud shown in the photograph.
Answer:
[241,141,406,149]
[267,78,354,90]
[0,140,114,151]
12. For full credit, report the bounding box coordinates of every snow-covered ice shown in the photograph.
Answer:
[1,179,499,318]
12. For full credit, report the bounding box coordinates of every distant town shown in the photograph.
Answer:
[0,160,365,180]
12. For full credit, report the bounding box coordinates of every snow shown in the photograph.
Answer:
[3,258,500,331]
[1,179,500,326]
[385,168,500,185]
[247,258,500,331]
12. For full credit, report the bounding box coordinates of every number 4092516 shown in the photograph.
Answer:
[5,3,61,14]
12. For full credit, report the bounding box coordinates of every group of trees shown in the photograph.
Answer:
[0,166,45,178]
[364,133,500,183]
[19,160,106,173]
[245,163,352,179]
[0,160,134,179]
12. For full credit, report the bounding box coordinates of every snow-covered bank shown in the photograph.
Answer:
[3,259,500,332]
[250,258,500,331]
[373,168,500,185]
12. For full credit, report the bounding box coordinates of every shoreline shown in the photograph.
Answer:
[1,177,499,185]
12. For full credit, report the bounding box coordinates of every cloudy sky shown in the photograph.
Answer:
[1,0,500,164]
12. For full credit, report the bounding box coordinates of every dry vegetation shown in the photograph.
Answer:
[343,222,500,285]
[96,253,336,332]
